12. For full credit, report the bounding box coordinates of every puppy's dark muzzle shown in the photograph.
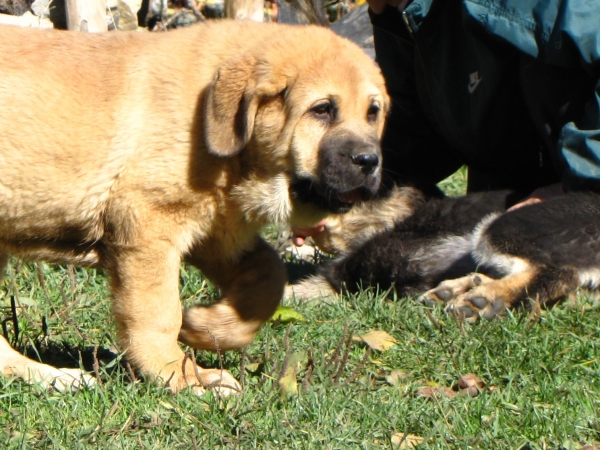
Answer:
[290,130,383,214]
[351,153,380,175]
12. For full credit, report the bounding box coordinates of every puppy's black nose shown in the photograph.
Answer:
[351,153,379,174]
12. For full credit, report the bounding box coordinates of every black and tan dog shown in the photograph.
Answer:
[286,185,600,320]
[0,21,388,392]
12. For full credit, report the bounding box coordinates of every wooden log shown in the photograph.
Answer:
[225,0,264,22]
[66,0,107,32]
[0,11,53,28]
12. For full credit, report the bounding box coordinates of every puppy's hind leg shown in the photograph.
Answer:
[0,335,95,391]
[0,252,94,390]
[180,238,286,351]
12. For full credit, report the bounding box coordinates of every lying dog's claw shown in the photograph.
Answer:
[433,288,454,302]
[457,305,474,318]
[418,292,444,306]
[468,296,489,310]
[482,299,506,321]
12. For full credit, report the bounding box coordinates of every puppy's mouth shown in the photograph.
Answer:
[290,178,374,213]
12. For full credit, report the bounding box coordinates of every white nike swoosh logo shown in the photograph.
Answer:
[468,78,482,94]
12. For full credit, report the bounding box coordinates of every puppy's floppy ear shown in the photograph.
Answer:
[204,54,287,156]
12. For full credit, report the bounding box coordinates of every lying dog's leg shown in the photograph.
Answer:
[180,238,286,351]
[0,335,95,391]
[284,274,339,302]
[109,236,240,395]
[438,267,579,321]
[423,194,599,320]
[442,270,538,321]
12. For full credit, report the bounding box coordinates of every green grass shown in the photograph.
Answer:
[2,171,600,448]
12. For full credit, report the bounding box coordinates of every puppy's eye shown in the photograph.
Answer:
[311,102,333,122]
[367,104,380,123]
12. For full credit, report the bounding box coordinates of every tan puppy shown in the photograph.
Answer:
[0,21,388,393]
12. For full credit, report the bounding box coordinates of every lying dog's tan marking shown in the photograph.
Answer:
[0,21,388,392]
[285,185,424,302]
[422,271,537,321]
[312,185,424,256]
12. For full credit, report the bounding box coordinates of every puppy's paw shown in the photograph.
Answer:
[26,366,96,392]
[165,363,241,396]
[193,368,242,397]
[420,273,494,306]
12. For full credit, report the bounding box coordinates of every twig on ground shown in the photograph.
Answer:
[238,348,247,388]
[331,328,353,384]
[36,262,47,294]
[328,320,349,369]
[10,295,19,343]
[341,347,371,387]
[93,344,103,385]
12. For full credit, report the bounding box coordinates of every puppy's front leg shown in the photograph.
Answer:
[180,238,286,351]
[109,235,240,395]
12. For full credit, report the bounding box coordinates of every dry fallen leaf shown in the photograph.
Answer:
[353,330,397,351]
[457,373,484,389]
[415,386,456,398]
[391,433,424,448]
[457,373,485,396]
[385,369,411,386]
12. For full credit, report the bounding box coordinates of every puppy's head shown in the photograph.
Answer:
[203,25,389,227]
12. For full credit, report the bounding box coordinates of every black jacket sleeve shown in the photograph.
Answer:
[370,6,462,193]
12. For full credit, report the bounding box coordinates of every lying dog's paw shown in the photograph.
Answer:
[419,273,494,306]
[420,273,509,321]
[445,294,508,322]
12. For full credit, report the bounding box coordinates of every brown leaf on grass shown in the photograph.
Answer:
[353,330,397,351]
[457,373,484,389]
[415,386,456,398]
[457,373,485,397]
[391,433,424,448]
[385,370,411,386]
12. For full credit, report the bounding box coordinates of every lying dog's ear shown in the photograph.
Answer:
[204,54,286,156]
